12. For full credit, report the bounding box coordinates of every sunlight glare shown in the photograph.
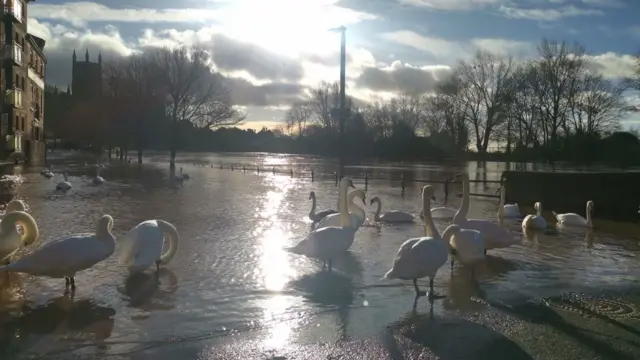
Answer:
[261,295,294,349]
[214,0,368,57]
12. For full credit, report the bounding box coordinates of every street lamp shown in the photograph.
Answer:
[329,26,346,180]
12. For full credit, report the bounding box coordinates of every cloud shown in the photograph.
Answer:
[28,2,222,27]
[585,52,637,79]
[396,0,506,10]
[381,30,534,60]
[356,61,451,94]
[498,5,603,21]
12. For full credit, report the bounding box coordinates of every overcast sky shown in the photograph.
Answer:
[28,0,640,130]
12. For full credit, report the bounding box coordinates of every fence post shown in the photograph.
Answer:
[290,169,294,177]
[231,165,234,171]
[243,166,246,172]
[257,167,260,174]
[444,177,449,201]
[364,173,368,190]
[311,169,315,182]
[272,167,276,175]
[334,172,338,186]
[401,173,405,196]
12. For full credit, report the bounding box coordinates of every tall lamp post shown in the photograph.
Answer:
[329,26,347,180]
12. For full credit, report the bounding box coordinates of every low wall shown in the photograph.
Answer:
[502,171,640,223]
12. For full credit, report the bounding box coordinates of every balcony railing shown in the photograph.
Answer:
[8,42,22,65]
[6,88,23,108]
[3,0,24,23]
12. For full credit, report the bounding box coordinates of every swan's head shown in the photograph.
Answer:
[494,186,503,195]
[534,202,542,211]
[308,191,315,200]
[451,172,468,183]
[587,200,594,211]
[97,215,114,233]
[5,199,26,213]
[369,196,380,206]
[339,177,355,189]
[421,185,435,204]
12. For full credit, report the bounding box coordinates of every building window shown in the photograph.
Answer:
[21,117,25,131]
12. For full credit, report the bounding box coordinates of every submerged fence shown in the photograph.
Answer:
[207,162,501,199]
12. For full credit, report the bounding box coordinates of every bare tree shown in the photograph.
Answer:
[153,46,245,168]
[567,73,624,136]
[454,50,515,153]
[285,100,313,137]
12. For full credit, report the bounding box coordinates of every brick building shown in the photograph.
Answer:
[2,0,46,163]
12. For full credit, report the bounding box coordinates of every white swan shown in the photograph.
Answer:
[286,177,357,270]
[449,225,485,274]
[3,199,27,215]
[496,185,520,218]
[119,219,180,273]
[56,172,72,192]
[553,201,594,228]
[308,191,337,223]
[315,189,366,230]
[382,185,453,299]
[419,204,458,221]
[451,172,517,250]
[92,167,105,185]
[0,211,39,264]
[522,202,547,230]
[370,196,415,223]
[41,165,54,179]
[0,215,116,290]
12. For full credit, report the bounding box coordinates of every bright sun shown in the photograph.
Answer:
[214,0,362,58]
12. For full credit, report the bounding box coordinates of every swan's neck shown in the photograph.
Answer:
[423,198,439,238]
[349,200,365,220]
[309,195,317,217]
[63,173,68,182]
[373,200,382,221]
[537,204,543,216]
[338,184,350,227]
[454,177,470,223]
[96,228,116,250]
[499,187,506,207]
[586,204,592,226]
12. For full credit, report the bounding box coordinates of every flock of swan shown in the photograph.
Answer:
[1,165,598,308]
[295,172,596,302]
[0,199,179,292]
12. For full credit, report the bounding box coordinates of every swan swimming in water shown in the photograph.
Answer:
[315,189,366,230]
[119,219,180,273]
[92,167,105,185]
[522,202,547,230]
[41,165,54,179]
[0,211,39,264]
[0,215,116,290]
[308,191,337,223]
[382,185,453,299]
[56,172,72,192]
[370,196,415,223]
[553,201,594,228]
[286,177,357,270]
[451,172,517,250]
[496,185,520,218]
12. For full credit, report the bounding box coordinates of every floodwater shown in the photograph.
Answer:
[0,151,639,359]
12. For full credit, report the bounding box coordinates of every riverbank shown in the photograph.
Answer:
[38,290,640,360]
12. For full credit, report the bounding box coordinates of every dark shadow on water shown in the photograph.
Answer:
[118,268,179,311]
[383,299,533,360]
[289,256,360,340]
[0,293,115,357]
[488,298,639,360]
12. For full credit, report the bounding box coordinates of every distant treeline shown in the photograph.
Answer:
[43,39,640,167]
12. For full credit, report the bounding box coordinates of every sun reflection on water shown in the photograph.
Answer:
[256,175,299,349]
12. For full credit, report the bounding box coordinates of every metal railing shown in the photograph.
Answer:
[210,162,501,199]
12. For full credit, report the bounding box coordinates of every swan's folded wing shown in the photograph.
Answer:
[8,234,99,272]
